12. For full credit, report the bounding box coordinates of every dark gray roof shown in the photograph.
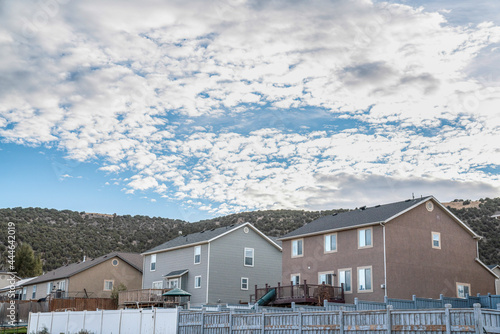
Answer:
[26,252,143,285]
[164,269,189,278]
[145,223,245,254]
[281,197,431,239]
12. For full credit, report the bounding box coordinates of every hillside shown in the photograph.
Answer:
[0,197,499,272]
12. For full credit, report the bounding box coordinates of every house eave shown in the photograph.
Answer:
[278,221,382,241]
[475,258,500,279]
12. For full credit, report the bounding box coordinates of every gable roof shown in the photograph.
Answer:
[279,196,479,240]
[142,222,282,255]
[26,252,143,285]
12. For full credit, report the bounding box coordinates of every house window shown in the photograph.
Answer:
[47,282,53,295]
[104,280,114,291]
[22,287,27,300]
[358,266,372,292]
[456,283,471,298]
[324,233,337,253]
[432,232,441,249]
[358,227,373,248]
[244,248,254,267]
[291,274,301,285]
[318,272,334,285]
[150,254,156,271]
[241,277,249,290]
[152,281,163,289]
[59,280,66,291]
[194,245,201,264]
[292,239,303,257]
[32,285,37,299]
[168,279,179,289]
[112,259,119,266]
[194,276,201,289]
[339,268,352,293]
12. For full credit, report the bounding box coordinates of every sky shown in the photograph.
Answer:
[0,0,499,222]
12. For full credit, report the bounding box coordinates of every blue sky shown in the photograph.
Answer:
[1,0,499,222]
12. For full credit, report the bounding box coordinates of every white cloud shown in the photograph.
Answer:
[1,0,499,215]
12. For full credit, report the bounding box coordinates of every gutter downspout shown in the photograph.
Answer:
[206,243,211,304]
[380,222,388,298]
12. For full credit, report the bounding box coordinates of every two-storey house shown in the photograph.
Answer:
[23,252,142,300]
[279,196,498,303]
[142,222,282,306]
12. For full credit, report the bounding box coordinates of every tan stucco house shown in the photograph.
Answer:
[22,252,142,300]
[279,196,498,303]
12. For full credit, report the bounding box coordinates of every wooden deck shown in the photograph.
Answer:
[118,289,171,308]
[253,281,344,306]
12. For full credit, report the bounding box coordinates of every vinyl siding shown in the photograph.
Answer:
[142,244,209,305]
[208,227,282,304]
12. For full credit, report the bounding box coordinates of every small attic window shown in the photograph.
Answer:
[112,259,119,266]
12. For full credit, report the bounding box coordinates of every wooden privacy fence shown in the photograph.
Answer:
[50,298,117,311]
[178,304,500,334]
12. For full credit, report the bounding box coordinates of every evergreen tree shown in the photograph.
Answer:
[14,243,42,277]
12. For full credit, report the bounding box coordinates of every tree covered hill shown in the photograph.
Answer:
[0,198,499,272]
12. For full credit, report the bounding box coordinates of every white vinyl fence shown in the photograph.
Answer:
[28,308,178,334]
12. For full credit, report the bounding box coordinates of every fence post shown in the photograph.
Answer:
[49,311,54,334]
[201,308,205,334]
[100,309,104,334]
[444,304,451,334]
[292,302,296,312]
[497,303,500,310]
[66,311,70,334]
[83,310,87,330]
[261,312,265,334]
[386,305,392,334]
[298,310,303,334]
[473,303,483,334]
[339,308,344,334]
[176,306,183,334]
[412,295,417,309]
[354,298,358,310]
[118,309,123,334]
[229,308,233,334]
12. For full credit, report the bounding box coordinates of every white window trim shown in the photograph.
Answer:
[241,277,249,290]
[103,280,114,291]
[456,282,471,298]
[32,285,37,299]
[47,282,53,295]
[291,238,304,258]
[357,266,373,293]
[59,280,66,291]
[318,271,335,285]
[152,281,163,289]
[291,273,301,285]
[194,276,201,289]
[168,278,179,289]
[324,233,338,253]
[432,232,441,249]
[338,268,353,294]
[358,227,373,249]
[194,245,201,265]
[244,247,255,267]
[150,254,156,271]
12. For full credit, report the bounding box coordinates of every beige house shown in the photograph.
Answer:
[22,252,142,300]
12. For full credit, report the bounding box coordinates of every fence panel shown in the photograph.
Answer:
[386,298,415,309]
[478,295,491,308]
[344,310,387,334]
[491,296,500,309]
[441,297,469,309]
[415,297,443,309]
[178,311,203,334]
[482,309,500,333]
[303,312,340,332]
[266,312,299,333]
[467,297,480,308]
[356,300,387,310]
[391,309,445,334]
[325,302,356,311]
[232,313,262,333]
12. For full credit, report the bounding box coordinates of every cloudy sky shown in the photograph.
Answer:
[1,0,499,222]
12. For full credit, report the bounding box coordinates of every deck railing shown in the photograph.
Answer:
[118,288,170,306]
[254,281,344,305]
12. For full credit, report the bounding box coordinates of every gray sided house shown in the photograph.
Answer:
[142,223,282,306]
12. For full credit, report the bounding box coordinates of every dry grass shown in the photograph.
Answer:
[443,200,480,209]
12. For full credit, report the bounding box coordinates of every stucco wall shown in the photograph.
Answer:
[281,224,385,303]
[385,200,496,299]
